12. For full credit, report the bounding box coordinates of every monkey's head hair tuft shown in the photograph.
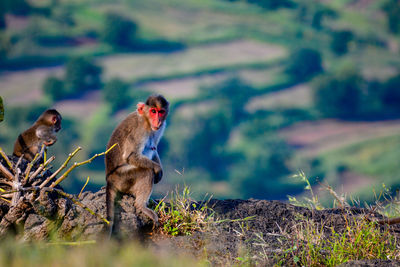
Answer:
[44,109,62,118]
[145,94,169,110]
[38,109,62,131]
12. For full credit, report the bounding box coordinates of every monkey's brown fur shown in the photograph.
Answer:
[105,95,169,235]
[13,109,62,162]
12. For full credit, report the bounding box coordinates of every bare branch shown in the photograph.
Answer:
[26,156,55,185]
[49,144,117,189]
[0,162,14,181]
[39,147,81,189]
[14,156,23,175]
[50,188,109,225]
[78,176,90,199]
[0,148,13,171]
[24,145,46,181]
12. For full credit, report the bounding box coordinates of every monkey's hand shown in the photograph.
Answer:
[154,169,163,184]
[153,163,163,184]
[44,139,56,146]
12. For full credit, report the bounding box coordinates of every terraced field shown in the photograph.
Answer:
[280,119,400,157]
[1,39,286,117]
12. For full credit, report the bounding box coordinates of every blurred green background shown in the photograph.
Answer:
[1,0,400,203]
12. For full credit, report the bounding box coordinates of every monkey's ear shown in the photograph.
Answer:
[51,115,58,124]
[137,102,145,115]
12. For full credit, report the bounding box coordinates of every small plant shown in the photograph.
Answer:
[284,172,400,266]
[282,218,400,266]
[371,183,400,219]
[288,171,324,210]
[155,186,214,236]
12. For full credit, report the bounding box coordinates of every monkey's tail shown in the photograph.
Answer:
[105,182,116,236]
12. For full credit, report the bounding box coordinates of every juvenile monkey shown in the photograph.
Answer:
[13,109,62,162]
[105,94,169,234]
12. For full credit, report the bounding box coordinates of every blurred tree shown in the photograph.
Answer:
[360,80,384,117]
[184,111,232,178]
[103,78,132,112]
[311,7,336,29]
[313,68,363,118]
[247,0,294,10]
[6,104,47,130]
[382,0,400,34]
[42,57,102,100]
[0,33,11,62]
[381,74,400,114]
[0,1,6,29]
[296,2,336,30]
[330,30,353,55]
[43,76,65,101]
[64,56,102,96]
[86,122,116,170]
[166,78,255,181]
[0,97,3,123]
[208,77,254,121]
[4,0,31,16]
[285,48,323,81]
[51,5,75,27]
[230,137,293,199]
[101,12,138,48]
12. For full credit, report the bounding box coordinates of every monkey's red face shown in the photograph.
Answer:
[137,102,168,131]
[148,107,166,131]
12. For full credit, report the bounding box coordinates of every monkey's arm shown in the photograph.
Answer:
[36,126,57,146]
[126,150,161,171]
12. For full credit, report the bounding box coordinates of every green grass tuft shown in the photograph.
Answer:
[155,186,214,236]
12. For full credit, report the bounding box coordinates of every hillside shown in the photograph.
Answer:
[1,0,400,203]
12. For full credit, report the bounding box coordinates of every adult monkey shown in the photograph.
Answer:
[105,94,169,235]
[13,109,62,162]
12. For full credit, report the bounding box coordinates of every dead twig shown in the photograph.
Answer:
[0,162,14,182]
[0,148,13,171]
[49,143,117,189]
[78,176,90,199]
[26,156,55,186]
[39,147,82,189]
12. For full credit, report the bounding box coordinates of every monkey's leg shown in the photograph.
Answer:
[131,169,159,227]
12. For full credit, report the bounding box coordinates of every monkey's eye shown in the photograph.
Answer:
[159,110,165,114]
[150,109,157,114]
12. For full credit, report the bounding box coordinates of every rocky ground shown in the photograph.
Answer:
[0,156,400,266]
[0,187,398,266]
